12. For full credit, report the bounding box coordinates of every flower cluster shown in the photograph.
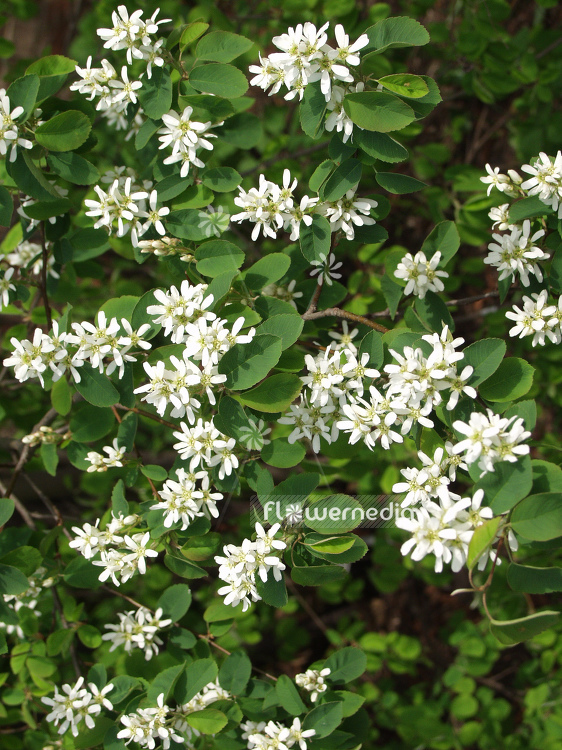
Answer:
[215,523,287,611]
[85,439,128,472]
[4,308,152,387]
[173,419,238,480]
[85,171,168,246]
[295,666,331,702]
[484,219,548,287]
[232,172,377,242]
[157,106,218,178]
[396,489,499,573]
[69,514,158,586]
[71,6,170,133]
[149,467,224,529]
[249,22,368,142]
[4,239,59,279]
[452,408,531,476]
[392,444,467,507]
[102,606,172,660]
[118,684,231,749]
[279,343,379,452]
[243,717,316,750]
[0,88,32,161]
[394,250,449,299]
[521,150,562,217]
[506,289,562,346]
[21,426,70,446]
[480,163,522,198]
[41,677,114,737]
[336,327,477,452]
[261,279,303,309]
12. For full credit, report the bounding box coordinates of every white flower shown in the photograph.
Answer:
[310,252,342,286]
[319,187,377,241]
[295,667,331,702]
[506,289,558,346]
[0,267,16,309]
[484,219,548,286]
[102,607,172,660]
[122,531,158,575]
[394,250,449,298]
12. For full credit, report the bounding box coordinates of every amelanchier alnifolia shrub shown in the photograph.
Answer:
[1,4,562,748]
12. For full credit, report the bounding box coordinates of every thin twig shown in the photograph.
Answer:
[3,407,59,499]
[286,578,329,635]
[302,306,388,332]
[100,585,148,610]
[240,142,329,177]
[198,634,278,681]
[20,473,72,540]
[304,281,323,317]
[0,478,36,529]
[445,290,500,307]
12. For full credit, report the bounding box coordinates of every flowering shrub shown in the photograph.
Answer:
[1,1,562,748]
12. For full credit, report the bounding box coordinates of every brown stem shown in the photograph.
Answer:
[445,290,500,307]
[40,223,52,331]
[4,407,59,499]
[20,474,72,540]
[304,281,323,317]
[100,585,148,610]
[302,306,388,332]
[286,578,329,635]
[0,478,36,529]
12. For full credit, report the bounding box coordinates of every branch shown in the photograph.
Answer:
[114,404,177,430]
[302,306,388,332]
[4,406,59,499]
[240,141,329,177]
[198,634,278,681]
[0,478,36,529]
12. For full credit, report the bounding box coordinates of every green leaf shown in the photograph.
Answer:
[276,674,307,715]
[531,459,562,494]
[218,111,262,148]
[415,292,454,331]
[303,702,343,738]
[0,546,42,577]
[475,455,532,514]
[467,517,502,569]
[187,709,228,734]
[47,152,100,185]
[218,334,282,390]
[306,535,356,555]
[376,172,426,194]
[180,21,210,51]
[189,63,248,98]
[77,624,102,649]
[0,186,13,226]
[511,493,562,541]
[322,159,363,201]
[255,568,288,607]
[462,338,506,386]
[300,214,332,264]
[27,54,77,77]
[507,564,562,594]
[131,290,163,340]
[74,363,120,407]
[181,533,221,561]
[196,31,253,62]
[164,553,207,579]
[7,74,39,120]
[300,80,327,139]
[141,465,167,482]
[196,240,245,277]
[47,628,75,657]
[309,160,334,192]
[205,269,238,309]
[508,195,549,223]
[0,564,29,596]
[421,220,460,266]
[215,396,253,440]
[117,411,137,453]
[490,611,560,645]
[244,253,291,289]
[359,330,384,369]
[147,664,185,703]
[166,208,209,241]
[355,130,408,163]
[7,151,61,201]
[201,167,241,192]
[70,404,114,443]
[0,498,15,527]
[305,495,366,533]
[291,564,347,586]
[479,358,534,402]
[108,675,141,706]
[40,442,58,476]
[257,315,303,350]
[324,647,367,682]
[261,438,305,468]
[63,556,102,589]
[138,67,173,120]
[364,17,430,54]
[378,74,429,98]
[343,91,415,133]
[111,480,128,517]
[219,650,252,694]
[23,198,71,220]
[175,658,218,703]
[135,117,159,150]
[35,110,92,152]
[381,274,402,318]
[239,373,302,412]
